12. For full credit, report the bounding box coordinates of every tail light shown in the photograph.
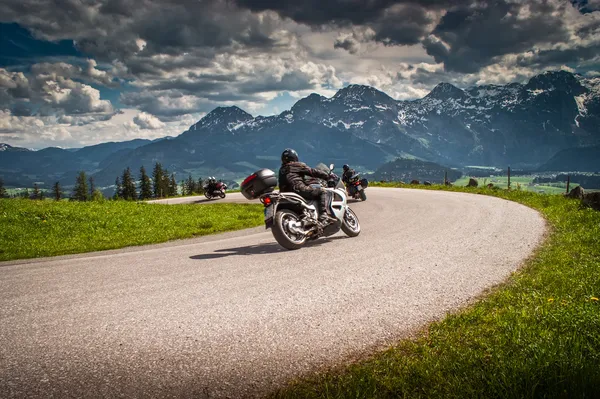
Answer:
[242,173,257,187]
[261,195,272,206]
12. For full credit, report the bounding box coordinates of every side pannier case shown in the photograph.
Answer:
[240,168,277,200]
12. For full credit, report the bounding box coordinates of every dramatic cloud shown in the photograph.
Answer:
[0,0,598,148]
[133,112,166,129]
[0,66,115,117]
[120,52,343,117]
[234,0,600,74]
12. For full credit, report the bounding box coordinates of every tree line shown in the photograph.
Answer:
[0,162,207,201]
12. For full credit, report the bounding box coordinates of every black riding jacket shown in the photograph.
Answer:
[278,161,330,194]
[342,168,356,184]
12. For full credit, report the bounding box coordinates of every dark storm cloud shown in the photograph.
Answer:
[235,0,459,46]
[372,3,435,46]
[0,0,280,63]
[516,45,600,69]
[334,36,360,54]
[232,0,462,25]
[237,71,315,94]
[423,1,572,73]
[234,0,600,74]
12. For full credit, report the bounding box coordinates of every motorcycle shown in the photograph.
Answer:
[241,164,361,250]
[203,181,228,199]
[345,172,368,201]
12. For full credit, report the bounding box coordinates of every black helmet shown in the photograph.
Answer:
[343,164,349,171]
[281,148,299,164]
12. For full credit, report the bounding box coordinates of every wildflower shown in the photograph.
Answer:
[547,298,554,303]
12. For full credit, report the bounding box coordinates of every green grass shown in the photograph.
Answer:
[453,175,579,195]
[273,183,600,399]
[0,199,263,261]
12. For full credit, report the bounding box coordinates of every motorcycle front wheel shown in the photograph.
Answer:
[204,192,211,199]
[219,191,226,198]
[359,190,367,201]
[272,209,307,250]
[341,207,361,237]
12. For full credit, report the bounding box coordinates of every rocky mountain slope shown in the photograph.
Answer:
[1,70,599,187]
[539,145,600,172]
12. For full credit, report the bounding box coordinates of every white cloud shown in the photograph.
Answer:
[133,112,166,129]
[0,109,189,149]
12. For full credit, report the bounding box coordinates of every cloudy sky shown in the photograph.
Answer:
[1,0,599,149]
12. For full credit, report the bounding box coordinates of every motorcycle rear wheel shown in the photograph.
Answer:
[272,209,307,250]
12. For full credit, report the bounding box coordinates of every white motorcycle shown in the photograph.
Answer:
[240,164,361,250]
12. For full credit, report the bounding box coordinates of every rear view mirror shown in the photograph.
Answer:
[329,163,334,171]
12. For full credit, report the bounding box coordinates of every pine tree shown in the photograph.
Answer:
[73,171,89,201]
[91,189,104,202]
[169,173,177,196]
[23,188,30,199]
[186,174,196,195]
[53,182,62,201]
[89,176,95,199]
[139,166,153,200]
[161,168,170,198]
[114,177,122,200]
[197,177,205,194]
[121,167,137,200]
[152,162,164,198]
[36,185,44,200]
[180,180,186,196]
[0,177,7,198]
[32,184,41,200]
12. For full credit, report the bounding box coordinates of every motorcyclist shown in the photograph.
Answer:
[206,177,216,193]
[278,148,336,226]
[342,164,357,185]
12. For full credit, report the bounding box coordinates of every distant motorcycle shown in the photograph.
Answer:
[203,181,227,199]
[345,172,368,201]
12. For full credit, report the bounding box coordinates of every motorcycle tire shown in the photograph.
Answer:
[204,192,211,200]
[341,207,361,237]
[219,191,226,199]
[272,209,307,250]
[359,190,367,201]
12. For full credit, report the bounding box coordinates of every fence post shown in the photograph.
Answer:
[566,175,570,194]
[444,170,448,185]
[508,166,511,190]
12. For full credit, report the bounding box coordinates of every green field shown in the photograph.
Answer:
[0,199,263,261]
[454,175,579,194]
[274,183,600,398]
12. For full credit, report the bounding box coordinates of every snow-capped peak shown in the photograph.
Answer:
[191,106,254,131]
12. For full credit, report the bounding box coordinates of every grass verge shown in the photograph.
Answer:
[272,183,600,399]
[0,199,263,261]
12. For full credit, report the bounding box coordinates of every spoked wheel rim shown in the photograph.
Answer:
[281,213,305,243]
[344,208,360,232]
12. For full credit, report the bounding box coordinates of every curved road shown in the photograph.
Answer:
[0,188,546,398]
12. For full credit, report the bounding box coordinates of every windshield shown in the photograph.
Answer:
[314,162,330,173]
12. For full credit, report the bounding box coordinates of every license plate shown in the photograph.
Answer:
[264,205,274,227]
[356,185,363,190]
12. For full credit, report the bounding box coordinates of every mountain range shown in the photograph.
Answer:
[1,70,599,187]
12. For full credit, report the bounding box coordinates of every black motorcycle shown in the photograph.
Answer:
[345,173,368,201]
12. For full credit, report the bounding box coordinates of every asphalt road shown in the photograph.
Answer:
[0,188,546,399]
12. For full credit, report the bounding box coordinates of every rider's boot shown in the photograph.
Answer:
[318,192,336,226]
